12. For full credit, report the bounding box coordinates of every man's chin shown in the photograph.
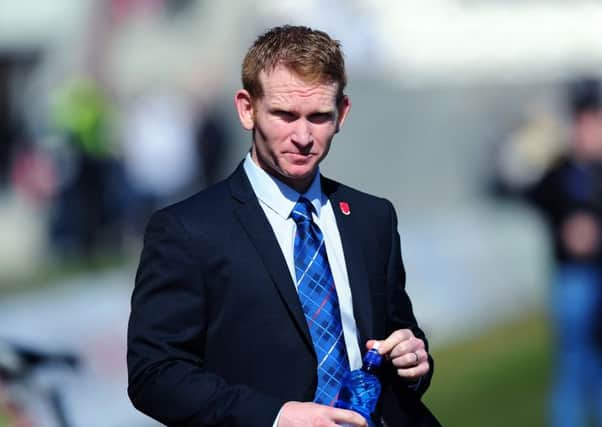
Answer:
[278,167,318,190]
[285,167,317,180]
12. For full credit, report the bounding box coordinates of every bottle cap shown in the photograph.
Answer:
[364,346,383,368]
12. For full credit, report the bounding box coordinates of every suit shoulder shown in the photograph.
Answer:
[149,179,232,230]
[322,176,394,212]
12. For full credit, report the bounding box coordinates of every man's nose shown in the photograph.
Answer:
[291,120,313,146]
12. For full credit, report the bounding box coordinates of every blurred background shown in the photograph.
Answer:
[1,0,602,426]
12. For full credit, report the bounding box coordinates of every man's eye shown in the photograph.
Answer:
[274,111,296,121]
[308,113,333,124]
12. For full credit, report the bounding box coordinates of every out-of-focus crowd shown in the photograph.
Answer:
[3,76,229,262]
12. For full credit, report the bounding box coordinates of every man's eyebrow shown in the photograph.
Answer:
[268,105,292,111]
[268,107,297,116]
[266,102,335,115]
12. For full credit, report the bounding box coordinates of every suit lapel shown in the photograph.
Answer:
[322,177,373,348]
[229,165,313,349]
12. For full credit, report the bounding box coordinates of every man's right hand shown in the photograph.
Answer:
[278,401,368,427]
[561,211,600,257]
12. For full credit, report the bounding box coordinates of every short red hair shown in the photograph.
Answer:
[241,25,347,104]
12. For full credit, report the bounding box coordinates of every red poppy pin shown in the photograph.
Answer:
[339,201,351,215]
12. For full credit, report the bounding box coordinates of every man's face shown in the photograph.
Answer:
[573,110,602,161]
[235,65,350,192]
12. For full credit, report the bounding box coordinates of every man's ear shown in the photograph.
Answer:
[335,95,351,134]
[234,89,255,131]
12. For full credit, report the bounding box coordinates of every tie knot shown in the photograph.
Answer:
[291,198,314,224]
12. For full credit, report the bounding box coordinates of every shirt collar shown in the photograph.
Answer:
[243,153,324,219]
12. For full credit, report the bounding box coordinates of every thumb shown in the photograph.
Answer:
[365,340,380,351]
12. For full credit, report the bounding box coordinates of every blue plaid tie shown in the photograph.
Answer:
[291,197,350,405]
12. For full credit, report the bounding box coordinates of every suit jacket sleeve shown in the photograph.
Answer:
[383,200,434,399]
[127,210,284,427]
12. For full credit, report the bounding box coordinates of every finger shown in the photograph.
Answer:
[396,361,430,379]
[392,351,418,368]
[413,348,427,365]
[389,336,425,359]
[392,348,428,368]
[328,407,368,427]
[389,340,414,359]
[377,329,413,355]
[390,339,426,360]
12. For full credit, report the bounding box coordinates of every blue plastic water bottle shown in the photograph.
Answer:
[335,342,383,427]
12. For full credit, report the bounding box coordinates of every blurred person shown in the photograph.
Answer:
[499,78,602,427]
[194,104,229,188]
[127,25,439,427]
[0,63,26,189]
[10,140,57,206]
[49,77,127,261]
[493,108,566,196]
[0,89,18,187]
[121,90,199,238]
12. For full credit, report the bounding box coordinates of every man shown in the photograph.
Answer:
[128,25,438,427]
[523,79,602,427]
